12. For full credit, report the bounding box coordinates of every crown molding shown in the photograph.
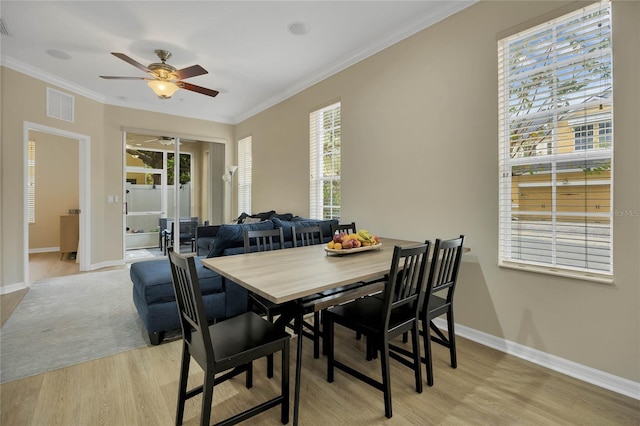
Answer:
[233,1,478,124]
[1,55,107,103]
[0,55,234,124]
[2,1,477,126]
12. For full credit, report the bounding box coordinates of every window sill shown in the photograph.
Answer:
[499,261,613,284]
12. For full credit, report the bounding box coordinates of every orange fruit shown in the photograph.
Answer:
[327,241,335,249]
[333,243,342,250]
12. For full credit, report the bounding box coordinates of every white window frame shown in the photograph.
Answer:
[310,101,341,220]
[498,2,613,282]
[238,136,252,215]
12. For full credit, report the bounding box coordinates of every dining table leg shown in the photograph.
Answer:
[293,303,304,426]
[273,301,304,426]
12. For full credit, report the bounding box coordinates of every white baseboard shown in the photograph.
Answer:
[433,318,640,401]
[1,282,28,295]
[29,247,59,254]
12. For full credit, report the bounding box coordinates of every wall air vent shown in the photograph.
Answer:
[0,18,11,36]
[46,87,74,122]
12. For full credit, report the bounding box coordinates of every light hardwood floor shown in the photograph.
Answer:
[1,325,639,425]
[1,253,638,425]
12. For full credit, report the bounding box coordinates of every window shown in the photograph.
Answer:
[27,140,36,223]
[574,124,594,151]
[238,136,252,215]
[498,2,613,281]
[310,101,341,220]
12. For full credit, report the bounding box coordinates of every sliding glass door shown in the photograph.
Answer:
[124,140,195,253]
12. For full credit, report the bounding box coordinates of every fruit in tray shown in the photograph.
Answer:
[327,229,380,250]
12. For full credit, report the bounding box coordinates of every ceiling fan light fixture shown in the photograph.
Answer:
[147,80,179,99]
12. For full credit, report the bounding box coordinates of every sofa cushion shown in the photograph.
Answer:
[271,217,338,243]
[196,237,215,256]
[130,257,223,305]
[207,220,275,257]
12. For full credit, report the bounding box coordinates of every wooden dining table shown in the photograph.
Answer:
[201,237,421,425]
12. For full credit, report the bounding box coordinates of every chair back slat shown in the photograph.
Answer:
[168,249,214,358]
[383,242,431,328]
[330,222,357,236]
[244,228,284,253]
[426,235,465,307]
[292,225,323,247]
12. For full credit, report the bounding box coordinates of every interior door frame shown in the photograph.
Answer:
[122,127,229,253]
[23,121,91,285]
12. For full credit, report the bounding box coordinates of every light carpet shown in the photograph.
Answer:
[1,268,149,383]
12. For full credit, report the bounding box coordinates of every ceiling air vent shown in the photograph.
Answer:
[46,87,74,122]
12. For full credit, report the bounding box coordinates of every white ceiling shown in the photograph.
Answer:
[0,1,474,124]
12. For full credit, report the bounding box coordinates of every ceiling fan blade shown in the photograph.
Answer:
[179,82,219,97]
[111,52,153,74]
[99,76,147,80]
[175,65,208,80]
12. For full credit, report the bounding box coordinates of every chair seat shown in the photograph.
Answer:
[425,294,447,315]
[328,296,416,337]
[197,312,290,366]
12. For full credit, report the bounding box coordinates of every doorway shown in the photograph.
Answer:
[23,122,90,286]
[122,130,228,260]
[124,132,196,260]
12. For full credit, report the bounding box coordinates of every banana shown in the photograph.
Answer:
[357,229,374,242]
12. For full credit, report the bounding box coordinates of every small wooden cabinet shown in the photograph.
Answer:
[60,215,79,260]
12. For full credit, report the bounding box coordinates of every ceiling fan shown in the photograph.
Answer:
[100,50,219,99]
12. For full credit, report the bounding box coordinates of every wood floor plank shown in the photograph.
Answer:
[1,330,638,425]
[1,251,638,425]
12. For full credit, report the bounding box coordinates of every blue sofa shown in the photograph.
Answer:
[130,216,337,344]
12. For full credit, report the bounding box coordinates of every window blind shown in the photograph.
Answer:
[238,136,252,215]
[310,101,341,220]
[27,140,36,223]
[498,1,613,281]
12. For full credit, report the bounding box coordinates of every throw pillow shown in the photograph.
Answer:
[252,210,276,221]
[235,212,250,224]
[270,212,294,221]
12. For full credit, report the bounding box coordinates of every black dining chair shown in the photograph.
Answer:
[290,225,327,357]
[389,235,465,386]
[168,248,291,426]
[419,235,464,386]
[330,222,357,236]
[325,242,431,419]
[244,227,284,253]
[291,225,323,247]
[244,228,286,378]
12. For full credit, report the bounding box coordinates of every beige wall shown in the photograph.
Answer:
[235,0,639,383]
[1,67,235,285]
[28,131,79,249]
[1,0,637,386]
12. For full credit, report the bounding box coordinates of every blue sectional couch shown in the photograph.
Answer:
[130,215,337,344]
